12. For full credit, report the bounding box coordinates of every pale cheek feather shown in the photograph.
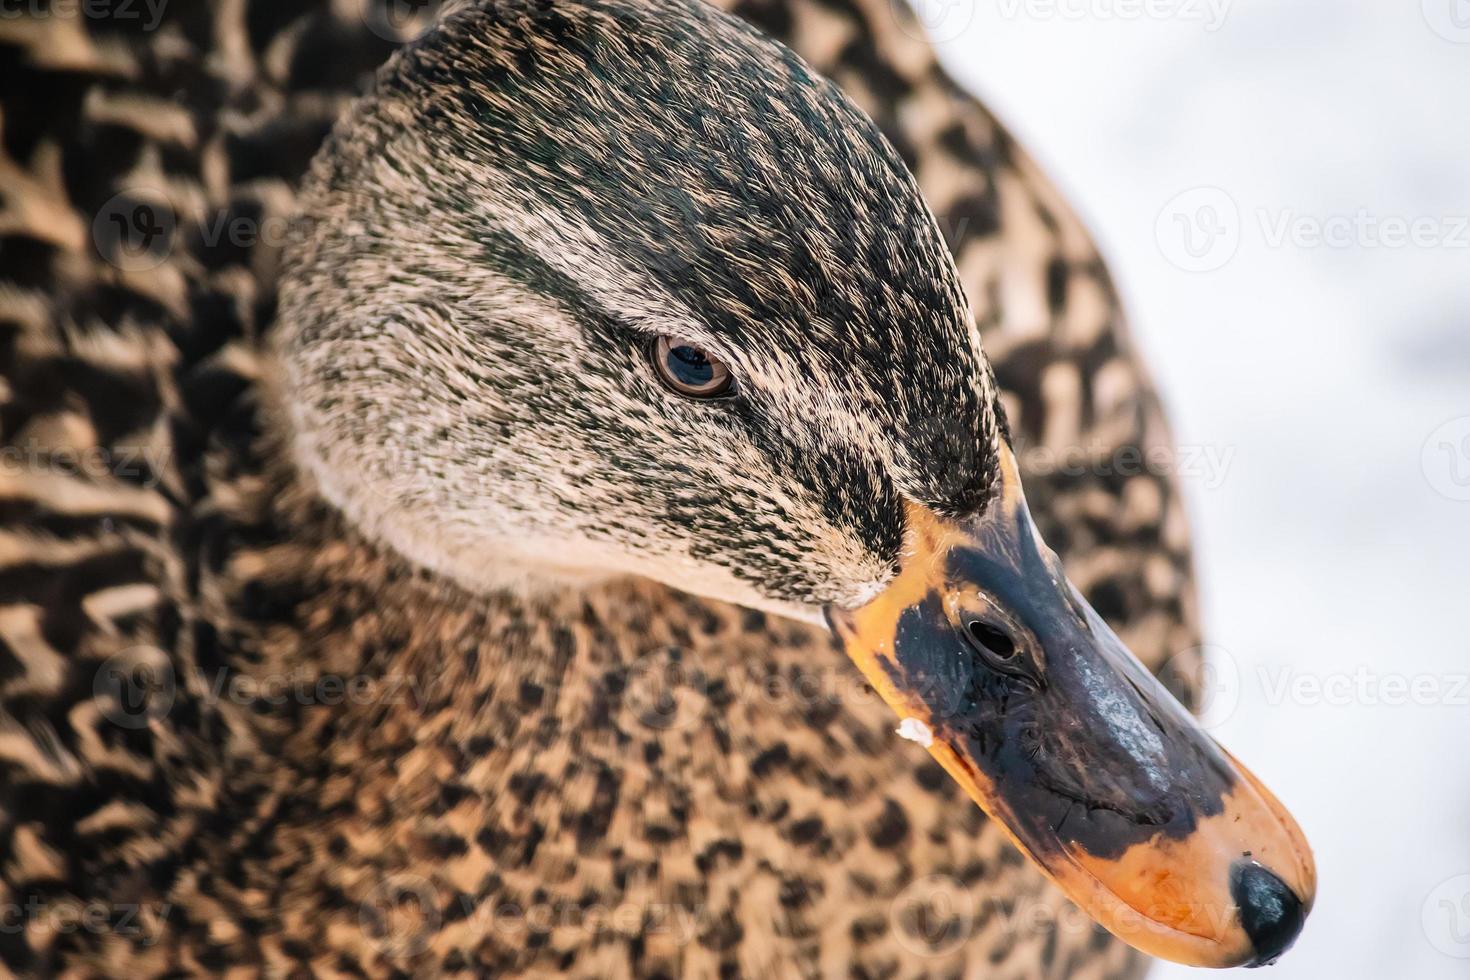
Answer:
[275,0,999,614]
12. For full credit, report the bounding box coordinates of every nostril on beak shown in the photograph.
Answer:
[965,620,1016,660]
[960,619,1045,690]
[1230,861,1306,967]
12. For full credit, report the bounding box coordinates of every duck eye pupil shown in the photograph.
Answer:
[650,335,733,398]
[669,345,713,383]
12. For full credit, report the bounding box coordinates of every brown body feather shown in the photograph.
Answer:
[0,1,1197,975]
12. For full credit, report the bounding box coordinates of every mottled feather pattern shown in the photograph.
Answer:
[280,0,999,615]
[0,0,1195,976]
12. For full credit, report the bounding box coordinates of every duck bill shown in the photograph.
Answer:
[825,444,1315,968]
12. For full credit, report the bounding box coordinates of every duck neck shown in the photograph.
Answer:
[194,428,729,865]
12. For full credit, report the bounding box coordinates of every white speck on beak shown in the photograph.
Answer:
[896,717,934,748]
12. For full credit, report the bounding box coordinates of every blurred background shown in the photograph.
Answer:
[912,0,1470,975]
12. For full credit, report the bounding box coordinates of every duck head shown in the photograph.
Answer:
[276,0,1314,966]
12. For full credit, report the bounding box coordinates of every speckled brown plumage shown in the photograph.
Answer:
[0,0,1198,976]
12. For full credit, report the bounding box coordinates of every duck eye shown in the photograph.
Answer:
[650,335,734,399]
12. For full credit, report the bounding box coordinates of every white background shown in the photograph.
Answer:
[921,1,1470,976]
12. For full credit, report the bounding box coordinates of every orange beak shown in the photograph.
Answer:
[826,444,1315,968]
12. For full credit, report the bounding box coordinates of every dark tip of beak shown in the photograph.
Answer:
[1231,861,1306,967]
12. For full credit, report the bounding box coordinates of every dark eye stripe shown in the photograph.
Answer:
[651,335,734,398]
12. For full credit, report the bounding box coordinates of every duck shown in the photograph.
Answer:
[0,0,1315,976]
